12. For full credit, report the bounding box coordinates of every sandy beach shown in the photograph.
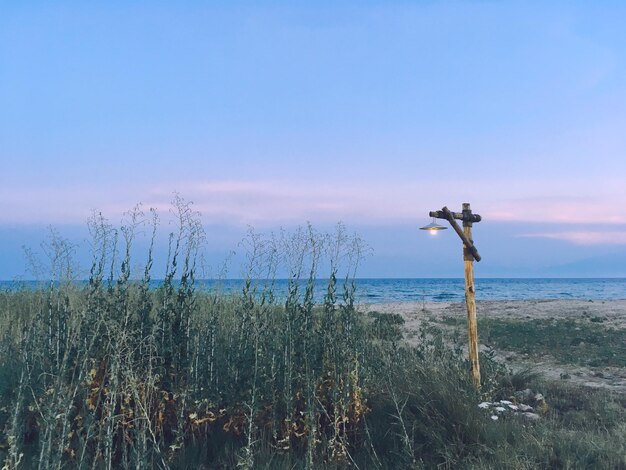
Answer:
[358,299,626,393]
[358,298,626,327]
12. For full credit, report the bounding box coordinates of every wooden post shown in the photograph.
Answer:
[426,203,482,390]
[462,203,481,390]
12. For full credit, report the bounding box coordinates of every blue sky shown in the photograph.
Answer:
[2,1,626,279]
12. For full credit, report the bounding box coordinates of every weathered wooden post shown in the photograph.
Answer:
[423,203,482,390]
[461,203,480,389]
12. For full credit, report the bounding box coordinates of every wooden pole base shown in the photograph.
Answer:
[464,258,481,390]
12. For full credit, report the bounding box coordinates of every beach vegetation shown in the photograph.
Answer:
[440,315,626,368]
[0,199,624,469]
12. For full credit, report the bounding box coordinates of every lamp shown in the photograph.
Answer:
[420,217,448,231]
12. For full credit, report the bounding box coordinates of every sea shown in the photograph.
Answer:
[2,278,626,303]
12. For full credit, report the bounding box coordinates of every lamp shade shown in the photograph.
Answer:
[420,218,447,231]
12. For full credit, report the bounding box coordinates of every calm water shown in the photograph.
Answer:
[2,278,626,303]
[351,278,626,302]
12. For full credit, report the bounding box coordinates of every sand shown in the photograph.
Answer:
[358,299,626,393]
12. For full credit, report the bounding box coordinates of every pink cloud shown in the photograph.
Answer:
[0,180,400,225]
[483,200,626,225]
[518,231,626,245]
[2,177,626,228]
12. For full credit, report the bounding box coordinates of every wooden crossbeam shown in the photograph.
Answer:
[432,206,482,262]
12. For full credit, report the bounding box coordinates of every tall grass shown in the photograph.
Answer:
[1,197,625,469]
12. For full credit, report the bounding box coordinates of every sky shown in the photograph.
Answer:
[1,1,626,279]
